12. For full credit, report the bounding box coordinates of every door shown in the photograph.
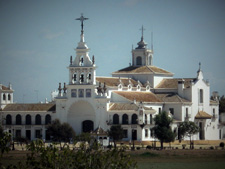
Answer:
[199,122,205,140]
[26,130,31,140]
[82,120,94,133]
[132,130,137,140]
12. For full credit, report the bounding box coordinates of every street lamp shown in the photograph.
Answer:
[132,129,135,151]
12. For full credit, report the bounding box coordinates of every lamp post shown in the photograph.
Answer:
[12,129,15,150]
[132,129,135,151]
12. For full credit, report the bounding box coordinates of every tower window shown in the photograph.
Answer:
[80,74,84,83]
[8,94,11,101]
[3,94,6,100]
[136,56,142,65]
[73,74,77,82]
[200,89,203,103]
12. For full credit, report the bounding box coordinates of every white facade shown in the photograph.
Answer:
[0,17,221,141]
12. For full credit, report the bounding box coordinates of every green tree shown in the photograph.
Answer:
[219,95,225,113]
[0,126,11,157]
[178,121,199,149]
[108,125,124,148]
[46,119,75,148]
[153,111,176,149]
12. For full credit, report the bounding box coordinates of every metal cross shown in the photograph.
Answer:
[140,25,145,38]
[76,13,89,34]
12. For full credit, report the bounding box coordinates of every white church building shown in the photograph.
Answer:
[0,15,222,141]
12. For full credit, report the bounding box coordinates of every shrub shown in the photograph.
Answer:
[209,146,214,150]
[136,147,141,150]
[219,142,224,148]
[146,145,152,150]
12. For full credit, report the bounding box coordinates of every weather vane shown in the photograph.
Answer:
[76,13,89,34]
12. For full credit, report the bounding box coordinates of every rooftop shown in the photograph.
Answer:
[113,65,173,75]
[2,103,56,112]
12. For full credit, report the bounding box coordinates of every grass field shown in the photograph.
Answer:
[129,149,225,169]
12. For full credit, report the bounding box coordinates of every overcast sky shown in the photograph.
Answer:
[0,0,225,103]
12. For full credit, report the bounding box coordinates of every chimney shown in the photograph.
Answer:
[178,79,184,96]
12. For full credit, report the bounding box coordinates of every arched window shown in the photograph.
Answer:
[16,114,22,125]
[200,89,203,103]
[6,114,12,125]
[45,114,51,125]
[26,115,31,125]
[136,56,142,66]
[131,114,138,124]
[122,114,128,124]
[113,114,119,124]
[3,94,6,100]
[35,114,41,125]
[8,94,11,101]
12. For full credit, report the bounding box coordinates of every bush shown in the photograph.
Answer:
[136,147,141,150]
[209,146,214,150]
[146,145,152,150]
[3,139,137,169]
[219,142,224,148]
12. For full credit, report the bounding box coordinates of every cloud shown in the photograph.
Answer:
[40,29,64,40]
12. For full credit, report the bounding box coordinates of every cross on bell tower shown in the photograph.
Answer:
[76,13,89,34]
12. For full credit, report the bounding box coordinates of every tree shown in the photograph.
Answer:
[219,95,225,113]
[46,119,75,147]
[178,121,199,149]
[153,111,176,149]
[0,126,11,157]
[108,125,124,148]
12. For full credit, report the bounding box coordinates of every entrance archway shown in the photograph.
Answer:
[82,120,94,133]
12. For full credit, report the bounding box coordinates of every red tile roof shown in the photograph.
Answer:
[195,111,212,119]
[113,65,173,75]
[156,93,191,103]
[155,78,195,89]
[96,77,140,87]
[2,103,56,112]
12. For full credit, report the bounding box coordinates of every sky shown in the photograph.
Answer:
[0,0,225,103]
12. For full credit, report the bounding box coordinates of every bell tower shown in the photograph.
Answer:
[132,26,153,67]
[68,14,96,85]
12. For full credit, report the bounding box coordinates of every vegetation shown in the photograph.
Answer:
[219,142,224,149]
[178,121,199,149]
[0,126,11,157]
[219,95,225,113]
[1,139,137,169]
[46,119,75,147]
[153,111,176,149]
[108,125,124,148]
